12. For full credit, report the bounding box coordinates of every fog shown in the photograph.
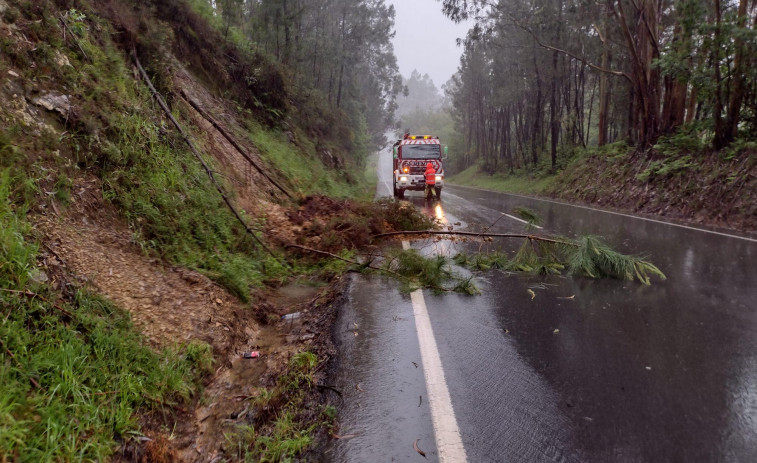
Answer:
[389,0,473,90]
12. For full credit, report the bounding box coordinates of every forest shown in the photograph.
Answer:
[436,0,757,174]
[191,0,404,155]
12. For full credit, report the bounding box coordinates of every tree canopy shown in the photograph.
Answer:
[192,0,404,151]
[441,0,757,172]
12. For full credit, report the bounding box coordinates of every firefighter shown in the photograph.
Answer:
[424,162,437,200]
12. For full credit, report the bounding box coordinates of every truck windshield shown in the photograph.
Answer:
[401,144,441,159]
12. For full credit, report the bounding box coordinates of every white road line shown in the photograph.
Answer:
[450,184,757,243]
[403,240,468,463]
[383,180,392,195]
[502,213,544,229]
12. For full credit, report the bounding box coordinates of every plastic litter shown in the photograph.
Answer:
[281,312,302,320]
[242,351,260,359]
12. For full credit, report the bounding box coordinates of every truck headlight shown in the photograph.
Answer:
[399,176,408,182]
[435,175,443,182]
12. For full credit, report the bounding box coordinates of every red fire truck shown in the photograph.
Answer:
[392,134,448,199]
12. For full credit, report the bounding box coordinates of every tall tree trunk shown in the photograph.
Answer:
[283,0,291,64]
[613,0,662,146]
[598,9,611,146]
[723,0,749,144]
[532,55,543,167]
[336,7,347,108]
[660,21,689,133]
[712,0,727,149]
[549,50,559,171]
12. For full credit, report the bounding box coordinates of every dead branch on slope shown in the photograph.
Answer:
[132,51,288,270]
[178,89,293,200]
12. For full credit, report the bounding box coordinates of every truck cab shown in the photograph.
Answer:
[392,134,447,199]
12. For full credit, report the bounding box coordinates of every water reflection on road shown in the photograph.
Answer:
[328,146,757,461]
[438,185,757,462]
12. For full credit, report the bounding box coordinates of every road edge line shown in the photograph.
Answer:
[403,240,468,463]
[447,184,757,243]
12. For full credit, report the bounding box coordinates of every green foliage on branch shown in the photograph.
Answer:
[385,248,480,295]
[567,236,666,285]
[454,234,666,285]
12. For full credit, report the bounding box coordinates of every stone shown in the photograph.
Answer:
[54,51,71,67]
[29,270,49,285]
[31,92,71,117]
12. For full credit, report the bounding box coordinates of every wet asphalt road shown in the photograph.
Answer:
[324,150,757,462]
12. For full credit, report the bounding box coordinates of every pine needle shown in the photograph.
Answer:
[454,235,665,285]
[388,249,479,294]
[565,236,666,284]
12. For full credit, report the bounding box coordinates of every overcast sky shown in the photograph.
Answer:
[389,0,473,90]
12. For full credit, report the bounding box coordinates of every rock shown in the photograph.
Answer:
[32,92,71,117]
[30,270,49,285]
[54,51,71,67]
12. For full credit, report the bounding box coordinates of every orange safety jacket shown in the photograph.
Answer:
[424,163,436,185]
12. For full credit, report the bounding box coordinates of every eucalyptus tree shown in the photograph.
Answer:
[442,0,757,160]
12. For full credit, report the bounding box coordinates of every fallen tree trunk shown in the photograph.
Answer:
[178,90,293,200]
[285,243,405,279]
[371,230,576,246]
[133,51,287,268]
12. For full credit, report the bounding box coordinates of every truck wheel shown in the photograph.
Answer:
[393,181,398,198]
[435,187,442,199]
[397,188,405,199]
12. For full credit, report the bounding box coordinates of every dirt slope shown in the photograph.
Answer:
[33,176,257,354]
[548,150,757,233]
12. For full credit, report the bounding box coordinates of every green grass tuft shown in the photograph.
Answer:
[235,351,329,462]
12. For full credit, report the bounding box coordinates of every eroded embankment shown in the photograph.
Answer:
[547,149,757,233]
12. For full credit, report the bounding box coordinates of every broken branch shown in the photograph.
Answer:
[132,51,289,270]
[372,230,577,246]
[284,244,405,279]
[178,90,293,200]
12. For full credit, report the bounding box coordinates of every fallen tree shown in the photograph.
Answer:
[373,230,665,286]
[288,226,666,294]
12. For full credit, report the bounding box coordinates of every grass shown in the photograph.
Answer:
[235,351,334,462]
[95,106,286,302]
[448,142,634,195]
[363,152,379,194]
[63,21,292,301]
[0,171,213,461]
[448,164,557,195]
[1,1,284,302]
[247,124,373,200]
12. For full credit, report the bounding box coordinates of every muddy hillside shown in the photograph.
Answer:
[0,0,422,461]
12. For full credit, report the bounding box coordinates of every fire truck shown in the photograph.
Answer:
[392,134,448,199]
